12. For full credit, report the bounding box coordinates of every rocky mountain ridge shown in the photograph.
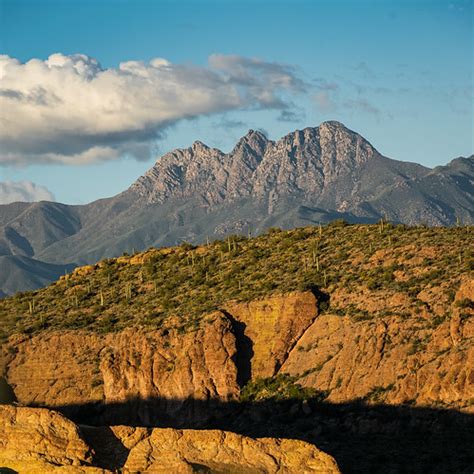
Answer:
[130,121,424,208]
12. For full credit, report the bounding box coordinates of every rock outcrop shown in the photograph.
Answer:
[0,405,98,472]
[281,278,474,411]
[3,312,240,425]
[2,280,473,419]
[121,427,339,473]
[224,291,319,378]
[0,405,339,473]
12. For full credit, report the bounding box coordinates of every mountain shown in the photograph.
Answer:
[0,255,75,296]
[0,121,472,296]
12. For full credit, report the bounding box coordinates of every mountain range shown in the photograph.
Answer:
[1,120,473,296]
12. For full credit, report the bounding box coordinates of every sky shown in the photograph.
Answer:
[0,0,472,204]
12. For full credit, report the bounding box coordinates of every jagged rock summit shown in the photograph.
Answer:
[130,121,381,206]
[128,120,472,225]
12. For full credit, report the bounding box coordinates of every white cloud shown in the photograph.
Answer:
[0,53,304,165]
[0,180,55,204]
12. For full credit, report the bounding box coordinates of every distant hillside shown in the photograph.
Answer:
[0,255,75,296]
[0,121,472,296]
[0,222,472,339]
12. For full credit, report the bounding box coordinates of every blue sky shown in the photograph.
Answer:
[0,0,472,204]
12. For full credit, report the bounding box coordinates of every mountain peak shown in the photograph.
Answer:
[231,128,269,156]
[319,120,348,130]
[191,140,210,151]
[239,128,269,145]
[281,121,355,146]
[317,121,360,140]
[132,121,381,205]
[316,120,378,162]
[127,121,472,228]
[244,128,267,139]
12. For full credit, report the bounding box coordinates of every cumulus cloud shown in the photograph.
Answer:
[0,180,55,204]
[0,53,305,165]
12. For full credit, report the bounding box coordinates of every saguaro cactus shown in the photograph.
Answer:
[125,283,132,300]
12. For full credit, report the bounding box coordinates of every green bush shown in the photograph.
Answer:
[240,374,325,402]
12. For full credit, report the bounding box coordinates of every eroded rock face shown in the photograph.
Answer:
[224,291,319,379]
[2,281,473,423]
[282,313,474,410]
[282,278,474,411]
[0,406,340,473]
[3,312,239,425]
[122,428,340,473]
[0,405,97,471]
[1,292,320,421]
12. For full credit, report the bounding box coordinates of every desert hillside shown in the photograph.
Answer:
[0,222,473,472]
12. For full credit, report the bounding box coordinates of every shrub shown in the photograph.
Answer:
[240,374,325,402]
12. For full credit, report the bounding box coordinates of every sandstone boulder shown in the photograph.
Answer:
[0,405,101,472]
[123,427,340,473]
[0,406,339,473]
